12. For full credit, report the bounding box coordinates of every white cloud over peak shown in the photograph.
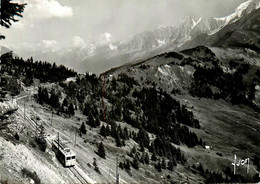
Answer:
[96,32,113,46]
[25,0,73,19]
[73,36,87,48]
[102,32,112,42]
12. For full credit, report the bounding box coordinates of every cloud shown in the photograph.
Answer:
[102,33,112,42]
[41,40,57,48]
[12,22,24,29]
[96,32,113,46]
[73,36,86,48]
[25,0,73,19]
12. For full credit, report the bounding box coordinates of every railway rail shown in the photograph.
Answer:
[16,108,37,130]
[15,95,95,184]
[69,166,89,184]
[15,107,51,146]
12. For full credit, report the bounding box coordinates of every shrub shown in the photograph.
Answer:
[35,137,47,152]
[14,133,20,141]
[97,142,106,159]
[21,168,41,184]
[93,158,101,174]
[80,122,86,134]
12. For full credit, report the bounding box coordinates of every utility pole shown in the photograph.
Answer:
[116,154,119,184]
[51,110,54,126]
[74,128,77,147]
[24,98,26,120]
[58,132,60,151]
[35,112,37,126]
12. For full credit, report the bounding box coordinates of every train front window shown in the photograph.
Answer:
[72,156,75,159]
[67,157,71,160]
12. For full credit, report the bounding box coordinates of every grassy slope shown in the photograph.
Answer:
[175,94,260,177]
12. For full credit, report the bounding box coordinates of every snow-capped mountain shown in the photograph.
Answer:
[180,0,260,52]
[122,26,177,51]
[119,15,224,51]
[124,0,259,52]
[210,0,260,35]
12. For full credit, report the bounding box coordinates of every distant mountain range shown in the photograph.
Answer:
[4,0,260,74]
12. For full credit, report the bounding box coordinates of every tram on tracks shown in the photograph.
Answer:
[52,139,76,167]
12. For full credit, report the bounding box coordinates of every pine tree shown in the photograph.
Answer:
[115,132,122,147]
[151,151,157,161]
[105,125,110,136]
[98,142,106,159]
[88,113,95,127]
[140,153,145,164]
[124,159,131,170]
[144,152,150,164]
[68,103,75,116]
[167,159,174,171]
[80,122,86,134]
[49,90,60,108]
[100,125,107,137]
[130,146,137,157]
[162,158,166,169]
[123,127,129,140]
[122,139,126,147]
[1,0,26,39]
[119,162,124,170]
[62,98,68,107]
[172,156,177,167]
[132,154,139,170]
[140,142,145,152]
[95,116,101,127]
[137,128,150,148]
[14,132,19,140]
[156,160,162,172]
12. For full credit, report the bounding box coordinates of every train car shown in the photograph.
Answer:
[52,140,76,167]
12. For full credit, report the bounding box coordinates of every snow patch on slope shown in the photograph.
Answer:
[109,43,117,51]
[157,66,169,76]
[191,18,202,29]
[157,39,166,47]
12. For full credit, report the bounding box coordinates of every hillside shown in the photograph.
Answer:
[1,43,260,183]
[105,45,260,181]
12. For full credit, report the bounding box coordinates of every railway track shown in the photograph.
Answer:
[15,106,51,145]
[69,166,89,184]
[15,96,95,184]
[16,108,37,129]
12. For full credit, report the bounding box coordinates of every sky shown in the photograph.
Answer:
[1,0,247,56]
